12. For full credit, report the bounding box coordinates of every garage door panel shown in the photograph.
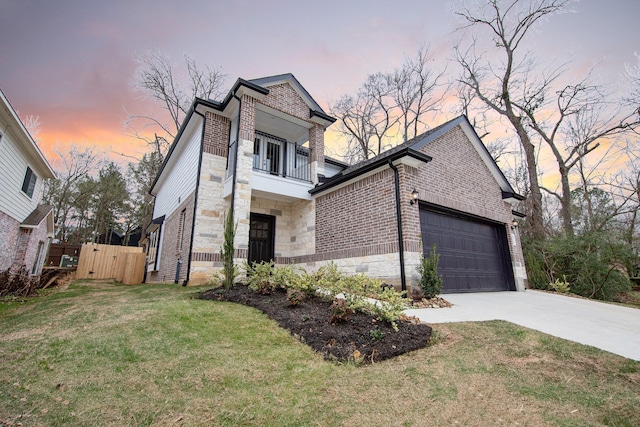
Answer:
[420,207,514,293]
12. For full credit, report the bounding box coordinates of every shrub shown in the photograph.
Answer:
[286,288,304,306]
[220,208,238,290]
[523,232,630,300]
[369,328,385,340]
[314,262,344,294]
[272,265,299,290]
[416,244,443,298]
[292,270,318,298]
[329,298,353,323]
[245,261,276,294]
[549,276,570,293]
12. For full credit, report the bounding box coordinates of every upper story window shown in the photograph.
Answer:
[21,166,37,198]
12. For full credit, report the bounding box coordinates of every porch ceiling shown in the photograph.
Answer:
[255,105,310,144]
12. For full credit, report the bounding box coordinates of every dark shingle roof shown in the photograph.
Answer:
[21,204,53,227]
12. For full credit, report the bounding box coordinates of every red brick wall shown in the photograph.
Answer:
[239,95,256,142]
[260,83,309,121]
[147,192,195,284]
[203,112,230,155]
[316,169,397,253]
[309,124,325,164]
[0,210,19,271]
[415,126,512,224]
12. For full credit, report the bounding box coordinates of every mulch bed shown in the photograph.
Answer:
[197,285,432,364]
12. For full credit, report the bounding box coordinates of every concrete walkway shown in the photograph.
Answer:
[405,290,640,361]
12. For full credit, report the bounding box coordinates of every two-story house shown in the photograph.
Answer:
[0,89,56,276]
[146,74,527,293]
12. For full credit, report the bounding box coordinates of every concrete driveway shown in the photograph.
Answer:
[405,290,640,361]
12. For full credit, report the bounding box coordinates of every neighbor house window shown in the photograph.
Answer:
[148,228,160,271]
[21,166,37,198]
[31,241,45,275]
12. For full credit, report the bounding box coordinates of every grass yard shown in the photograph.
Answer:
[1,281,639,426]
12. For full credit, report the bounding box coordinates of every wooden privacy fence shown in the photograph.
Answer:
[76,243,146,285]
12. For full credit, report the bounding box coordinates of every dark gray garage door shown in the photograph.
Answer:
[419,206,514,293]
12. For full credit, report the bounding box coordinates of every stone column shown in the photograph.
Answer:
[233,94,256,253]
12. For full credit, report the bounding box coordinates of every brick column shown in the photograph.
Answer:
[309,124,325,185]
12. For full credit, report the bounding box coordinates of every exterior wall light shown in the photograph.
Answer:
[410,189,419,205]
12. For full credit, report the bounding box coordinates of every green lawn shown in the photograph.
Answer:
[1,281,638,426]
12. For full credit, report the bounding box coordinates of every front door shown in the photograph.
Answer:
[248,213,275,265]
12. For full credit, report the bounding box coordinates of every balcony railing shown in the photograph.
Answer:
[225,132,311,182]
[252,131,310,182]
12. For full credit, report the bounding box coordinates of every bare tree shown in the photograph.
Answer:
[517,74,640,235]
[389,46,448,142]
[453,0,571,238]
[43,145,104,242]
[331,48,446,163]
[331,74,397,163]
[624,53,640,108]
[127,51,227,158]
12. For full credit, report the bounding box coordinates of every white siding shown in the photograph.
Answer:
[152,117,202,219]
[0,129,44,222]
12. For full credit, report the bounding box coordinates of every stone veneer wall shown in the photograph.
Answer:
[147,192,195,284]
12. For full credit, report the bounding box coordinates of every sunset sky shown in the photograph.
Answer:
[1,0,638,175]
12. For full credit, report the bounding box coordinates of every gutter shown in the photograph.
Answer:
[230,94,242,212]
[388,160,407,295]
[184,109,207,286]
[309,147,432,195]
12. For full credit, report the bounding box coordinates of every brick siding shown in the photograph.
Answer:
[415,126,512,224]
[203,112,231,155]
[147,192,195,284]
[0,210,19,271]
[316,169,397,253]
[259,83,309,121]
[239,95,256,142]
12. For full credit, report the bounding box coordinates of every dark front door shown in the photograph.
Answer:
[248,213,275,265]
[420,206,515,293]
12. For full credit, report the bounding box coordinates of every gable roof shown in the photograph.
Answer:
[20,204,53,228]
[310,115,524,203]
[249,73,327,114]
[0,89,55,179]
[151,73,336,195]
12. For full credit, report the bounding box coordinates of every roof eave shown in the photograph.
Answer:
[310,148,432,195]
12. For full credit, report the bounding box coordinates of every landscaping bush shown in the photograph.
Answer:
[245,261,276,294]
[220,208,238,290]
[329,298,353,323]
[416,244,442,298]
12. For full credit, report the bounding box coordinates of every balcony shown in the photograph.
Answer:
[224,131,314,202]
[252,131,310,182]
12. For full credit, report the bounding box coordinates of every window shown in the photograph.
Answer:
[21,166,37,198]
[31,241,45,275]
[147,217,164,272]
[176,209,186,252]
[148,227,161,271]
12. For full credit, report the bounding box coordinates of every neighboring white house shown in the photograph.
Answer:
[0,88,56,276]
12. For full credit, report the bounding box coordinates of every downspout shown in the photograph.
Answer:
[184,108,207,286]
[230,94,242,212]
[388,160,407,295]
